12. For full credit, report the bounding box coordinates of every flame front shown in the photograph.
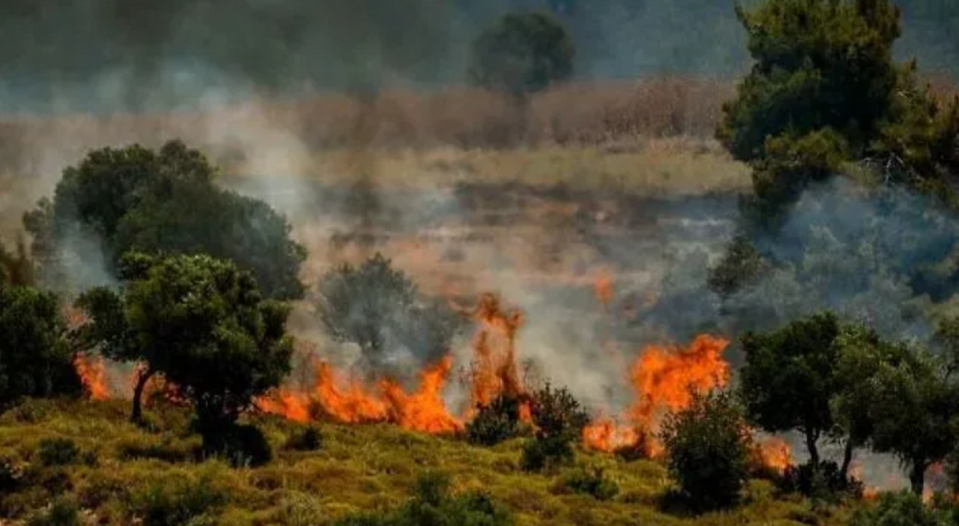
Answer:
[73,355,110,401]
[582,335,731,456]
[381,356,463,434]
[757,437,792,474]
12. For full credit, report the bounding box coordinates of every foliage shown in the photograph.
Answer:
[26,497,80,526]
[719,0,959,213]
[334,471,513,526]
[25,140,306,299]
[555,466,619,501]
[0,236,35,287]
[660,390,752,512]
[37,438,81,467]
[198,423,272,468]
[316,253,463,375]
[125,473,226,526]
[0,285,82,408]
[466,394,528,446]
[0,398,832,525]
[739,312,843,466]
[285,426,323,452]
[521,383,589,472]
[468,11,574,98]
[847,490,943,526]
[75,253,293,440]
[707,233,769,299]
[779,461,863,502]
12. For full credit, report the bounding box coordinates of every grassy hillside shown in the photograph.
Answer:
[0,399,859,526]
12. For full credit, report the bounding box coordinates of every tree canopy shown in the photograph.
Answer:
[0,284,82,407]
[719,0,959,215]
[76,253,293,431]
[26,140,306,300]
[316,253,463,376]
[739,312,843,467]
[468,10,575,98]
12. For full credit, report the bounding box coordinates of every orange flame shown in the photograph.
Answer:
[582,417,640,453]
[757,437,792,474]
[314,362,390,423]
[73,355,110,401]
[469,294,525,408]
[582,335,731,456]
[593,268,615,308]
[381,356,463,434]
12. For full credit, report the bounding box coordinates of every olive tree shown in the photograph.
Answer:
[25,140,306,299]
[75,253,293,442]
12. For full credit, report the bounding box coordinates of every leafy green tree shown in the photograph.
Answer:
[75,253,293,442]
[25,140,306,299]
[466,393,528,446]
[520,383,589,472]
[855,346,957,495]
[0,284,82,407]
[660,390,752,512]
[316,253,463,375]
[707,233,770,299]
[468,11,574,99]
[739,312,844,468]
[719,0,959,213]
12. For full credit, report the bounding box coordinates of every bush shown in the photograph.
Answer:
[116,437,193,463]
[316,253,463,375]
[847,490,941,526]
[125,474,226,526]
[520,383,589,472]
[26,497,80,526]
[285,426,323,452]
[520,436,573,473]
[198,423,272,468]
[660,390,751,512]
[555,466,619,501]
[466,394,527,446]
[0,285,83,408]
[779,461,863,502]
[37,438,80,467]
[334,471,513,526]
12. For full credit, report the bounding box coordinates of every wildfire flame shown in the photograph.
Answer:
[469,293,525,408]
[593,268,615,308]
[757,437,792,474]
[582,335,731,456]
[73,354,110,401]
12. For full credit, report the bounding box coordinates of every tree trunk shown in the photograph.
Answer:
[840,440,855,478]
[805,430,820,465]
[909,459,927,496]
[131,367,156,424]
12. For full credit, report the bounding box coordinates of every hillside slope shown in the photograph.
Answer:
[0,399,857,525]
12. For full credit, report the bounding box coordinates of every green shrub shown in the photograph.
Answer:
[779,461,863,502]
[117,437,193,463]
[26,497,80,526]
[125,474,226,526]
[334,471,512,526]
[285,426,323,452]
[660,390,751,512]
[555,466,619,501]
[37,438,80,467]
[520,436,572,473]
[520,383,589,472]
[847,490,940,526]
[198,423,272,468]
[466,394,528,446]
[278,493,326,526]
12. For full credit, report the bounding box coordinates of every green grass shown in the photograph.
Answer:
[0,399,863,526]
